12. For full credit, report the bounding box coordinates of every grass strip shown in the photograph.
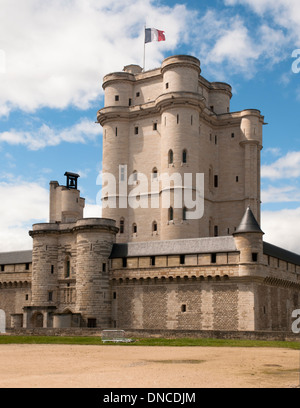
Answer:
[0,336,299,349]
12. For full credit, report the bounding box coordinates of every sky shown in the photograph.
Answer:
[1,0,300,253]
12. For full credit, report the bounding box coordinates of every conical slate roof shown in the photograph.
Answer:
[234,207,264,234]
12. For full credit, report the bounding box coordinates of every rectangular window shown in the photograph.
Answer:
[87,319,97,328]
[129,98,132,106]
[252,253,258,262]
[211,254,217,264]
[115,95,119,101]
[181,305,187,313]
[214,175,218,188]
[51,265,54,274]
[102,263,106,273]
[180,255,185,265]
[153,123,157,131]
[236,176,239,182]
[135,126,139,135]
[120,166,125,182]
[166,83,169,89]
[177,114,179,124]
[231,133,235,138]
[214,226,219,237]
[115,127,118,137]
[113,292,117,300]
[48,291,53,302]
[0,265,4,272]
[151,256,156,266]
[25,294,29,301]
[136,92,140,97]
[122,258,127,268]
[25,263,30,271]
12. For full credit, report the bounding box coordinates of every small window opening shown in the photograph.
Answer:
[113,292,117,300]
[168,207,174,221]
[214,175,218,188]
[153,123,157,131]
[120,218,125,234]
[102,263,106,273]
[214,226,219,237]
[115,95,119,101]
[182,150,187,164]
[1,265,4,272]
[87,319,97,328]
[252,253,258,262]
[122,258,127,268]
[211,254,217,264]
[180,255,185,265]
[181,305,187,313]
[51,265,54,274]
[134,126,139,135]
[151,256,156,266]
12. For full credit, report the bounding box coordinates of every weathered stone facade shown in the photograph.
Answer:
[0,55,299,333]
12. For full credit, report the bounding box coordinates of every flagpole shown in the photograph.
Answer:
[143,24,146,72]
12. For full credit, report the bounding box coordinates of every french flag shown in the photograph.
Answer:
[145,28,166,43]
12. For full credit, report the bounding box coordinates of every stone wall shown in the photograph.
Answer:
[111,279,253,331]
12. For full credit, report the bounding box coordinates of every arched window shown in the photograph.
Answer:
[168,150,174,165]
[183,207,187,221]
[152,221,158,232]
[132,223,137,234]
[168,207,174,222]
[120,218,125,234]
[182,150,187,164]
[133,170,138,182]
[152,167,158,179]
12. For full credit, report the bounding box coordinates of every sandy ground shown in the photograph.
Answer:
[0,344,299,388]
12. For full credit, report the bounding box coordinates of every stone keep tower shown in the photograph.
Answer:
[28,173,118,329]
[98,55,264,244]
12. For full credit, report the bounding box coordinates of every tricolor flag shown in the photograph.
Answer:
[145,28,166,44]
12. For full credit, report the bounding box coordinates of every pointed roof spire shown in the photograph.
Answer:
[234,207,264,234]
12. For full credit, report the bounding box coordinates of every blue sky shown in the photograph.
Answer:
[1,0,300,253]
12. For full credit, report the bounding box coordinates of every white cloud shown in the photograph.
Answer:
[190,9,288,80]
[84,203,102,219]
[0,0,192,117]
[225,0,300,44]
[0,117,100,150]
[262,207,300,254]
[262,151,300,179]
[0,181,49,251]
[262,185,300,203]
